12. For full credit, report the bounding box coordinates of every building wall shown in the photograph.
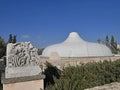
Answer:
[3,79,44,90]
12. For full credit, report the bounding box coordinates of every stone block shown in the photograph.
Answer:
[5,42,42,78]
[1,73,45,90]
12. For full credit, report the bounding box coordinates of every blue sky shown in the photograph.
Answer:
[0,0,120,48]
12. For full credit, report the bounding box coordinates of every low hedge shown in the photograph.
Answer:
[45,59,120,90]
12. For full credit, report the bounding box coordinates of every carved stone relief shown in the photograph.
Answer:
[7,42,40,67]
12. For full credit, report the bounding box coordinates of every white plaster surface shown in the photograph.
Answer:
[42,32,113,57]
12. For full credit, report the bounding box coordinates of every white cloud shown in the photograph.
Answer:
[21,35,30,39]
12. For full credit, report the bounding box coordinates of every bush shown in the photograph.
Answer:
[45,59,120,90]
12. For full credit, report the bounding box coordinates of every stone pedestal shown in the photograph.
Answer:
[1,42,45,90]
[1,73,45,90]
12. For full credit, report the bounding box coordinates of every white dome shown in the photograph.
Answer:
[42,32,113,57]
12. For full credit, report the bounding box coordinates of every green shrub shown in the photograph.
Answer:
[45,59,120,90]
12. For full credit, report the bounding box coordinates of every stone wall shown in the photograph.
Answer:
[40,56,120,68]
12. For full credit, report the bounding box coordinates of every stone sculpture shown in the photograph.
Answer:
[5,42,42,78]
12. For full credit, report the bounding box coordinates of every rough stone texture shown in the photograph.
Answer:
[40,56,120,68]
[5,66,41,78]
[5,42,42,78]
[85,82,120,90]
[6,42,40,67]
[1,42,45,90]
[3,79,44,90]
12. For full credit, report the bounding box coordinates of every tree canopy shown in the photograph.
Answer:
[0,37,6,58]
[8,34,17,43]
[98,35,118,54]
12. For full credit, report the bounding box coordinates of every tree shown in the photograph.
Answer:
[12,35,17,43]
[8,34,13,43]
[114,41,118,51]
[105,35,109,47]
[110,35,117,54]
[111,36,114,46]
[8,34,17,43]
[0,37,6,58]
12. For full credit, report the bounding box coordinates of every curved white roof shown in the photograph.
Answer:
[42,32,113,57]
